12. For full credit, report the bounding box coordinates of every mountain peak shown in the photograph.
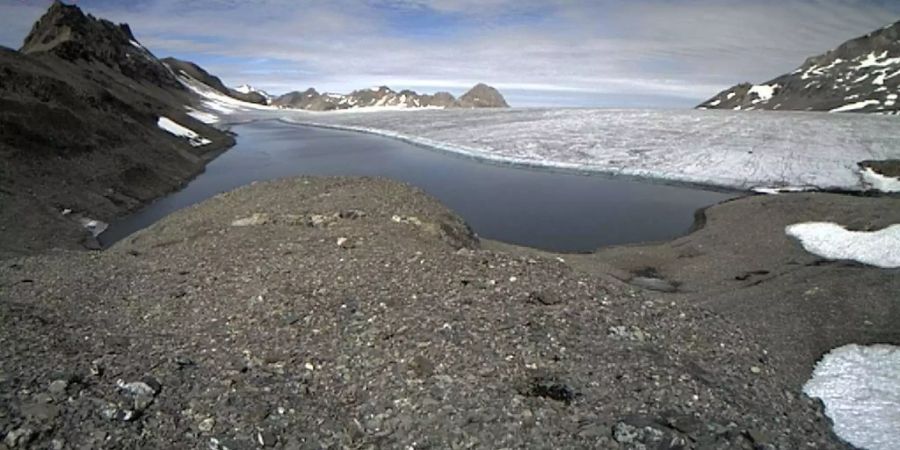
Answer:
[698,19,900,113]
[20,1,181,89]
[457,83,509,108]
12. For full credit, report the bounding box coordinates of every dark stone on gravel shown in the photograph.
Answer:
[528,290,562,305]
[630,276,678,293]
[524,376,576,404]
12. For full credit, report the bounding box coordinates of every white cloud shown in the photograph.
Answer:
[2,0,897,106]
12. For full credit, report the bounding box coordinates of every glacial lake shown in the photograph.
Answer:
[101,120,738,252]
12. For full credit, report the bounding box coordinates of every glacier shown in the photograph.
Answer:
[185,84,900,191]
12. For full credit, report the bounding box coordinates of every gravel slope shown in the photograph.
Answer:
[0,177,844,449]
[564,192,900,387]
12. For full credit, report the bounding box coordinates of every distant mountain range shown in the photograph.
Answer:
[270,83,508,110]
[698,20,900,113]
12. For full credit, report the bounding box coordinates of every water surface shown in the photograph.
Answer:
[102,120,737,252]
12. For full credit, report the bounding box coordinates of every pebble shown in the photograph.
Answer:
[48,379,68,395]
[3,427,34,448]
[198,417,216,432]
[257,430,277,447]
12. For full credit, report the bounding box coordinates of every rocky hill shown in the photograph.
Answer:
[272,83,508,111]
[162,57,268,105]
[698,20,900,113]
[0,1,233,257]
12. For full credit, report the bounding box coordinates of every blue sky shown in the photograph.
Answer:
[2,0,899,107]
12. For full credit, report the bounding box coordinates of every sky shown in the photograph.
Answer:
[2,0,899,107]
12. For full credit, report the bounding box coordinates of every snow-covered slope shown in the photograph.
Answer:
[699,21,900,113]
[274,108,900,192]
[235,84,272,104]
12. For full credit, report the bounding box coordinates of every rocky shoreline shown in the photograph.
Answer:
[1,176,866,449]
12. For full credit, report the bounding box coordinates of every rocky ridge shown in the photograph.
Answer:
[162,57,269,105]
[272,83,508,111]
[698,20,900,113]
[0,1,234,257]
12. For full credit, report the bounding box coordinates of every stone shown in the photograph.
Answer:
[339,209,366,219]
[231,213,270,227]
[134,394,154,412]
[116,378,160,397]
[3,428,34,448]
[528,290,562,306]
[257,430,277,447]
[198,417,216,432]
[48,379,68,395]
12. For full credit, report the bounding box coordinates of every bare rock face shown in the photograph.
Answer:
[162,57,267,105]
[456,83,509,108]
[699,21,900,113]
[20,0,181,90]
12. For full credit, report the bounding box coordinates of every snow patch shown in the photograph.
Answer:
[78,217,108,237]
[830,100,880,113]
[726,92,735,100]
[186,108,219,124]
[751,186,816,195]
[749,84,778,103]
[856,51,900,69]
[785,222,900,268]
[861,167,900,192]
[803,344,900,450]
[129,40,144,50]
[157,117,212,147]
[708,99,721,106]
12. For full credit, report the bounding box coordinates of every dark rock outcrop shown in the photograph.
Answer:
[272,83,509,111]
[699,20,900,113]
[162,57,267,104]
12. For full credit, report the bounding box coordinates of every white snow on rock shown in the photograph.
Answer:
[830,100,880,113]
[157,117,212,147]
[785,222,900,268]
[176,72,274,117]
[751,186,817,195]
[186,108,219,124]
[803,344,900,450]
[749,84,778,103]
[856,51,900,69]
[861,167,900,192]
[235,84,254,94]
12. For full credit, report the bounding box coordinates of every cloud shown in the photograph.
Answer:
[1,0,897,106]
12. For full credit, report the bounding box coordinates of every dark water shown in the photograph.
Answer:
[101,120,737,252]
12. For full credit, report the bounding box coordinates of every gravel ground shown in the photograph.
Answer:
[561,192,900,387]
[0,177,845,449]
